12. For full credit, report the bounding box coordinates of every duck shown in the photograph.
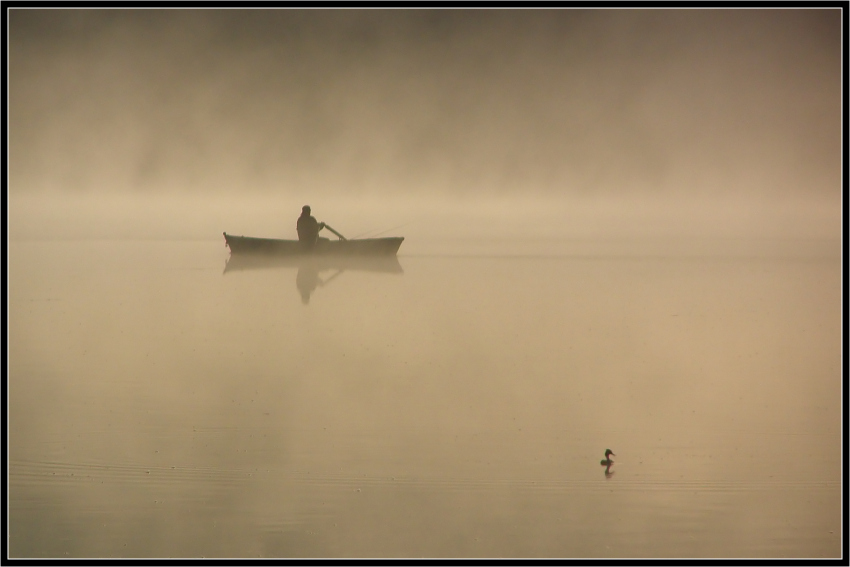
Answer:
[600,449,615,466]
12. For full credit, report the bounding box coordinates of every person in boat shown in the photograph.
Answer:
[296,205,326,251]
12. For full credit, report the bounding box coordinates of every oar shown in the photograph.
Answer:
[322,223,347,240]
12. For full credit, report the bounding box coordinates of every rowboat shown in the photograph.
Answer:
[223,232,404,256]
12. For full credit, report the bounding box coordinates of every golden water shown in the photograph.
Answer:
[8,239,841,558]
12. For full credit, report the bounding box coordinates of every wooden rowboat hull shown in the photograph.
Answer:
[223,233,403,256]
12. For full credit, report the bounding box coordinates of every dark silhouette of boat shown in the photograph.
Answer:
[223,232,403,256]
[222,228,404,304]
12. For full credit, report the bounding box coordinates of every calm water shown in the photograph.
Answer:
[8,239,842,558]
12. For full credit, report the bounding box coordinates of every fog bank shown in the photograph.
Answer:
[8,192,841,260]
[9,9,841,201]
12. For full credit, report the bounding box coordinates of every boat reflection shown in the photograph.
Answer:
[223,254,403,305]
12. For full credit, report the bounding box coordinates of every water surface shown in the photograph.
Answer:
[8,238,841,558]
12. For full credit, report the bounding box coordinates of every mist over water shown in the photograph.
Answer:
[7,8,843,559]
[9,9,841,200]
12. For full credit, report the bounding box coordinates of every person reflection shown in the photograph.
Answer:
[296,263,321,305]
[296,263,344,305]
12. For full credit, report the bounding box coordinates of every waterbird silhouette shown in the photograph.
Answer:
[600,449,616,478]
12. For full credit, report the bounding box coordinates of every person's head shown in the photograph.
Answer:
[301,205,311,215]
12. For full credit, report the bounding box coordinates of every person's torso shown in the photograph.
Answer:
[297,215,318,235]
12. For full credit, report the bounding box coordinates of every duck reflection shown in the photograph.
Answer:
[223,254,403,305]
